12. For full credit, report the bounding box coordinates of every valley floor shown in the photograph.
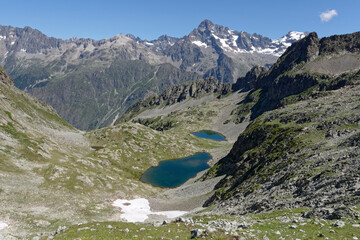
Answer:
[0,88,247,239]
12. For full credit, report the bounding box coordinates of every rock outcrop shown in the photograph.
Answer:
[0,65,13,85]
[233,31,360,119]
[202,31,360,216]
[233,65,268,91]
[119,77,232,122]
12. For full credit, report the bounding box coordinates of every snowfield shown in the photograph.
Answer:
[112,198,187,223]
[192,40,208,48]
[0,222,8,230]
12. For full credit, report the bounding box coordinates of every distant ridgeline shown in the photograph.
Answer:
[120,31,360,125]
[0,20,305,130]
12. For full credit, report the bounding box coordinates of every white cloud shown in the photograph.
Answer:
[320,9,338,22]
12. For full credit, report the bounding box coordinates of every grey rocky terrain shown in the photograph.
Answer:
[0,27,359,239]
[0,20,305,130]
[202,31,360,219]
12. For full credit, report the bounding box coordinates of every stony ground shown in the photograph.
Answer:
[38,205,360,239]
[0,77,246,239]
[204,80,360,217]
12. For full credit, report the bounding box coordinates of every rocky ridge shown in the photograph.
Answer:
[1,31,360,239]
[201,31,360,217]
[119,77,232,122]
[0,20,305,130]
[0,65,13,85]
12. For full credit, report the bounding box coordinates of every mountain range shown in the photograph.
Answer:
[111,31,360,217]
[0,20,306,130]
[0,27,359,239]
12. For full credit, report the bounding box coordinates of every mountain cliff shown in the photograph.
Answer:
[202,31,360,217]
[119,77,232,122]
[0,65,13,85]
[0,20,305,130]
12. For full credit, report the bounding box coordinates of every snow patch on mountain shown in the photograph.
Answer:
[192,41,208,48]
[273,31,307,48]
[232,35,239,47]
[212,34,234,51]
[210,30,306,56]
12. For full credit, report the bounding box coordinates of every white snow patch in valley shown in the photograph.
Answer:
[145,42,154,46]
[0,36,6,40]
[10,41,15,45]
[0,222,8,230]
[192,41,208,48]
[20,48,26,52]
[112,198,187,223]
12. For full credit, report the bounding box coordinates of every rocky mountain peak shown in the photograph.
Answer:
[156,35,173,41]
[0,22,307,130]
[262,32,319,81]
[196,19,231,38]
[125,33,139,41]
[197,19,216,32]
[188,20,306,58]
[0,25,64,54]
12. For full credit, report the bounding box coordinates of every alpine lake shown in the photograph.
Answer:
[140,130,226,188]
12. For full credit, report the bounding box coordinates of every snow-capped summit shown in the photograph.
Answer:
[273,31,308,48]
[132,20,307,83]
[186,20,307,57]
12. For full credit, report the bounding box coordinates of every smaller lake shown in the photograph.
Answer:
[191,130,227,141]
[140,152,212,188]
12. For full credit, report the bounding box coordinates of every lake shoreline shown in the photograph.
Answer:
[140,152,212,188]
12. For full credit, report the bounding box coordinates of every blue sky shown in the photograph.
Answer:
[0,0,358,40]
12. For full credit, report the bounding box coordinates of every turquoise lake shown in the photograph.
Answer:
[140,152,212,188]
[191,130,227,141]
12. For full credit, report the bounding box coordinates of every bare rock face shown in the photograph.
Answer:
[238,31,360,119]
[319,31,360,54]
[119,77,232,122]
[256,32,320,89]
[202,31,360,216]
[0,65,13,85]
[233,65,268,91]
